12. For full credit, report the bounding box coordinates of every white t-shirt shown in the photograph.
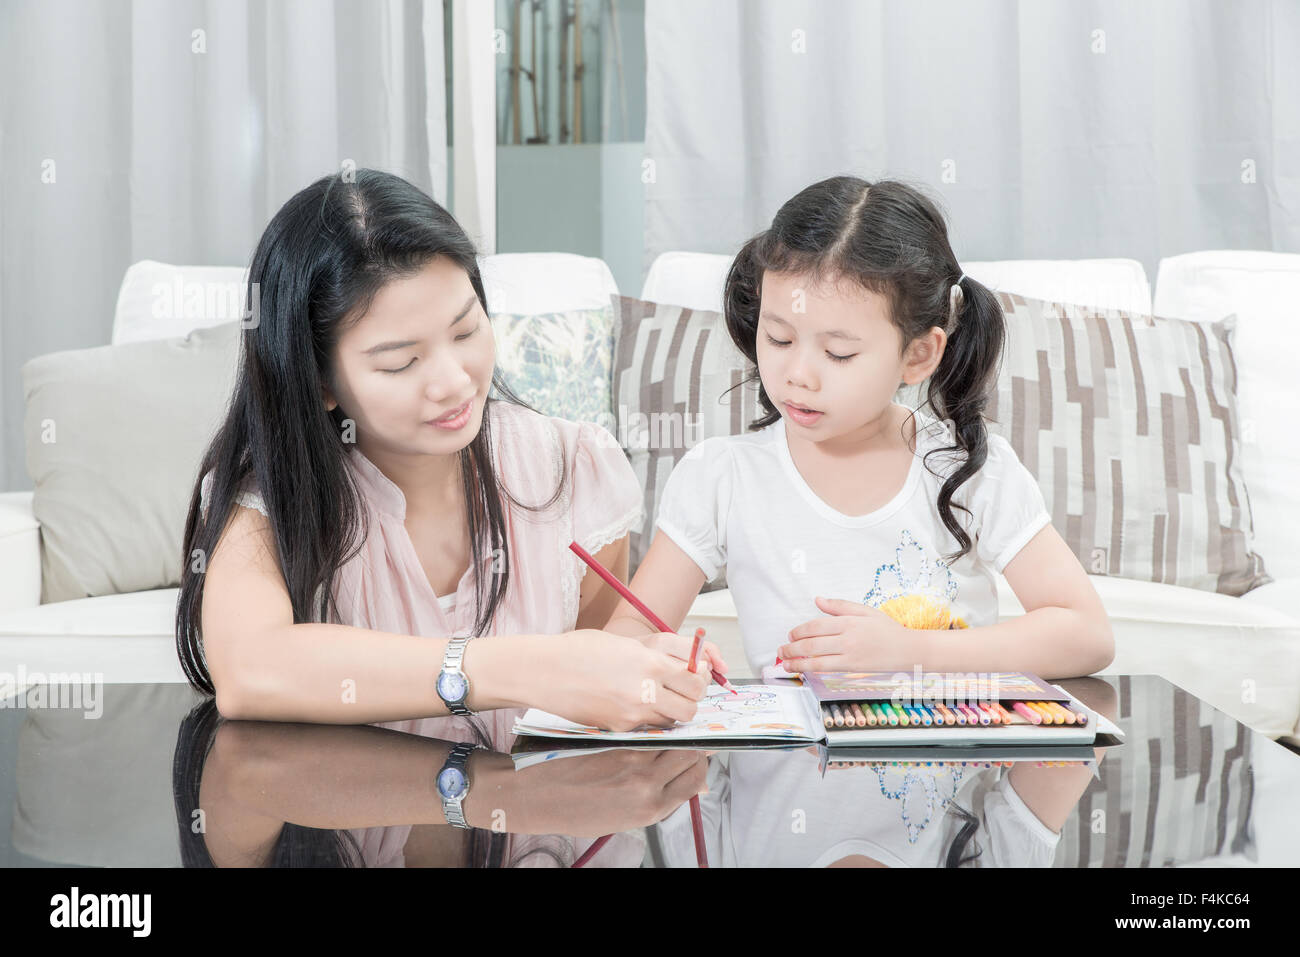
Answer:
[654,405,1052,674]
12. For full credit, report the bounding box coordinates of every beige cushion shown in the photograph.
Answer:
[22,321,240,602]
[984,294,1267,597]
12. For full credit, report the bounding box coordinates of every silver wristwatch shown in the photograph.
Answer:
[436,636,475,717]
[436,741,478,828]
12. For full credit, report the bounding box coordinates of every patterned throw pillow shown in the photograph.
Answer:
[489,305,615,425]
[984,293,1270,596]
[611,296,761,588]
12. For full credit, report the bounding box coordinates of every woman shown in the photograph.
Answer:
[175,168,729,741]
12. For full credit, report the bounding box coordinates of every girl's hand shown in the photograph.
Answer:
[532,630,712,732]
[778,596,911,673]
[638,631,728,678]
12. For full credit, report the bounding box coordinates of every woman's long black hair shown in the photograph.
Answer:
[176,168,565,696]
[722,176,1006,565]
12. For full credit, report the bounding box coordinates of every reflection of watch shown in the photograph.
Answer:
[436,742,478,828]
[436,636,475,716]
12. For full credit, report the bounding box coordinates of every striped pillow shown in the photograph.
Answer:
[983,293,1270,596]
[611,295,760,588]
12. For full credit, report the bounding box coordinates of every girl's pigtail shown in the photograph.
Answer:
[925,275,1006,565]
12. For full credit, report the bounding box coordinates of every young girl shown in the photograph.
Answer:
[176,168,727,739]
[606,176,1114,681]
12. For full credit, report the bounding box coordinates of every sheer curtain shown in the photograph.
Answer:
[643,0,1299,281]
[0,0,449,490]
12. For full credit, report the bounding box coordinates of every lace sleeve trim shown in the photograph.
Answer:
[561,501,645,629]
[200,470,269,518]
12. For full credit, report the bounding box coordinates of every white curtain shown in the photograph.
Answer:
[0,0,448,491]
[643,0,1300,282]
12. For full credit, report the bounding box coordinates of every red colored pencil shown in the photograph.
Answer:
[688,628,704,672]
[572,835,611,867]
[568,541,737,694]
[682,630,711,868]
[690,794,709,868]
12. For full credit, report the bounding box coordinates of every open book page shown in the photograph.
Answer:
[513,683,823,742]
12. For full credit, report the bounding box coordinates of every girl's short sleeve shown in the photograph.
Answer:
[965,434,1052,573]
[976,771,1062,867]
[570,420,645,556]
[653,437,732,581]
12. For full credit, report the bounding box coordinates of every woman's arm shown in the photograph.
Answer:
[201,503,534,723]
[575,533,630,631]
[201,504,711,726]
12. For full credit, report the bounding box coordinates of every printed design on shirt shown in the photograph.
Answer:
[862,529,969,630]
[873,763,966,844]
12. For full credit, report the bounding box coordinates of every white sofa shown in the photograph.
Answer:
[2,252,1298,746]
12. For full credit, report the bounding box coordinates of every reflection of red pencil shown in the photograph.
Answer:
[568,541,737,694]
[690,794,708,868]
[680,627,712,868]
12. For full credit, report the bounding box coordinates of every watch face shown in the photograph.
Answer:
[437,671,467,703]
[437,766,467,798]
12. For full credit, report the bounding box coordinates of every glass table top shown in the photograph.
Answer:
[1,674,1295,868]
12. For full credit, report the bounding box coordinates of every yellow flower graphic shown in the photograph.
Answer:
[864,530,969,630]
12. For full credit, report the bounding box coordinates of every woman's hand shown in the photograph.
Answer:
[502,748,713,837]
[637,631,728,678]
[778,596,913,673]
[532,629,712,732]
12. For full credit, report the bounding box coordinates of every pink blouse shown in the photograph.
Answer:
[201,399,647,866]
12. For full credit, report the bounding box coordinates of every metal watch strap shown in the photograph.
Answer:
[440,635,474,716]
[439,741,477,829]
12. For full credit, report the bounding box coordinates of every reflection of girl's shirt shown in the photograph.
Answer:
[203,400,646,867]
[652,749,1061,868]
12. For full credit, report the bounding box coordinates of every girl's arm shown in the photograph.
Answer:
[915,524,1115,679]
[201,503,711,726]
[602,531,706,637]
[597,531,730,676]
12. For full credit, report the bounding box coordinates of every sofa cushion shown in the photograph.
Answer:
[22,321,241,603]
[113,260,251,345]
[983,294,1268,597]
[610,295,761,587]
[1153,251,1300,581]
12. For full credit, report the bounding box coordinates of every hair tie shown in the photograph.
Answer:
[948,275,966,330]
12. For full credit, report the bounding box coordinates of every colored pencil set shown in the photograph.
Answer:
[819,698,1088,729]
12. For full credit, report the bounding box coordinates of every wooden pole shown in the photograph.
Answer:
[510,0,522,144]
[604,0,627,140]
[559,0,570,143]
[527,0,543,141]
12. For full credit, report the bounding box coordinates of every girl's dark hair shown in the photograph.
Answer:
[173,698,562,867]
[722,176,1005,565]
[944,801,985,867]
[176,168,565,696]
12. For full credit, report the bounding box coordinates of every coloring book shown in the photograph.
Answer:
[511,672,1125,747]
